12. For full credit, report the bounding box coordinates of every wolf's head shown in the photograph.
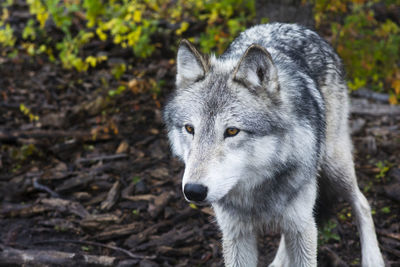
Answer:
[164,40,288,204]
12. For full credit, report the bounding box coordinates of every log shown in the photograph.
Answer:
[0,245,116,266]
[351,98,400,116]
[351,88,390,103]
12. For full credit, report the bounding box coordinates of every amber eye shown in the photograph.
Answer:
[225,127,240,138]
[185,124,194,135]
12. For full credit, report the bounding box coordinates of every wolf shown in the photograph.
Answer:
[163,23,384,267]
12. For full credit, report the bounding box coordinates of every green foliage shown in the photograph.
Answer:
[6,143,41,170]
[380,206,391,214]
[313,0,400,103]
[111,63,127,80]
[132,176,141,184]
[338,207,352,221]
[318,219,341,245]
[0,5,16,50]
[1,0,398,103]
[132,209,139,215]
[375,160,391,179]
[108,85,127,97]
[81,245,92,252]
[194,0,255,53]
[0,0,255,73]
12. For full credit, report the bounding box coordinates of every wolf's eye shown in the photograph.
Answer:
[185,124,194,135]
[225,127,240,138]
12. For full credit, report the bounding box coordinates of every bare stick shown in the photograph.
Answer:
[33,239,156,260]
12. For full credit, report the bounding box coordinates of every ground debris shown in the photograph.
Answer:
[0,39,399,266]
[0,203,50,218]
[40,198,89,218]
[55,175,95,192]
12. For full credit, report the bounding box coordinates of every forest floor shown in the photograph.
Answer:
[1,46,400,266]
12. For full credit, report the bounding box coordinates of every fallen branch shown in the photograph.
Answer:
[381,245,400,258]
[0,129,113,143]
[33,239,156,260]
[0,245,116,266]
[100,181,121,211]
[77,154,128,164]
[94,222,140,241]
[33,178,60,198]
[377,229,400,242]
[40,198,89,218]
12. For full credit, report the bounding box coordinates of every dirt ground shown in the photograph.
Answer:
[0,49,400,266]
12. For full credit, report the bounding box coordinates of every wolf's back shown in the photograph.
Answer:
[221,23,344,90]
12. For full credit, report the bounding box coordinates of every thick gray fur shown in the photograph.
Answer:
[163,23,384,267]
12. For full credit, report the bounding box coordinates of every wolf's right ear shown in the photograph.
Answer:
[233,44,279,95]
[176,39,208,88]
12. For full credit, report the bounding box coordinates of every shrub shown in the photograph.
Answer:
[0,0,398,103]
[0,0,254,71]
[313,0,400,103]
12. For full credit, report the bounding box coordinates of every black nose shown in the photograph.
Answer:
[184,183,208,202]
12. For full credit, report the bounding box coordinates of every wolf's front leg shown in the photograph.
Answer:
[213,204,258,267]
[280,182,318,267]
[283,223,317,267]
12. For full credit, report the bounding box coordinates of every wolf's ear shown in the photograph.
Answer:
[233,44,279,94]
[176,39,208,88]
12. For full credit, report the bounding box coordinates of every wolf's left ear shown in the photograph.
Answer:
[233,44,279,94]
[176,39,208,88]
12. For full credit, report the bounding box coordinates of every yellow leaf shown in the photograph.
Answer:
[2,8,9,21]
[96,28,107,41]
[127,27,141,46]
[176,21,189,35]
[37,12,49,28]
[389,94,398,105]
[125,14,131,21]
[72,57,88,72]
[27,43,35,55]
[38,44,46,53]
[20,103,27,113]
[391,79,400,95]
[97,55,107,62]
[114,34,122,44]
[133,10,141,23]
[189,203,198,209]
[85,56,97,67]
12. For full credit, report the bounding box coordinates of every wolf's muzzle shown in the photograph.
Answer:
[184,183,208,202]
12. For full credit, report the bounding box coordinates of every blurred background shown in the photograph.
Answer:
[0,0,399,266]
